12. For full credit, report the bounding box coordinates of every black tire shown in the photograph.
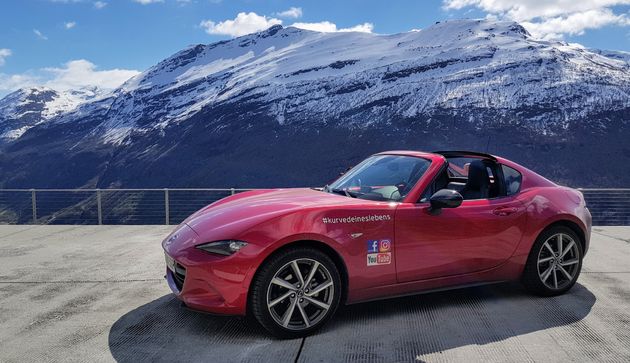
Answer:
[522,226,583,296]
[250,247,341,339]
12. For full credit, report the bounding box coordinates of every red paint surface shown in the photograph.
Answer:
[162,151,591,315]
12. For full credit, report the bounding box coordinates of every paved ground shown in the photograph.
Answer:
[0,226,629,362]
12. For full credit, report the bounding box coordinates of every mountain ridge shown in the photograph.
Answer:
[0,86,106,140]
[0,18,629,189]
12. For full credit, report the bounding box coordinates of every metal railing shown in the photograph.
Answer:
[578,189,630,226]
[0,188,253,225]
[0,188,628,226]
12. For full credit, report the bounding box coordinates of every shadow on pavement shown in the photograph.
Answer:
[107,294,296,363]
[108,282,595,362]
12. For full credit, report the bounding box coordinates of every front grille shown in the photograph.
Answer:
[172,263,186,291]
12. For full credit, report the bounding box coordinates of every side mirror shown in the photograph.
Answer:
[428,189,463,215]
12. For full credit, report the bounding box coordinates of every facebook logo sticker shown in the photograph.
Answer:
[367,240,379,253]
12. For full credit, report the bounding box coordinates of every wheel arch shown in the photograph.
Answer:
[539,219,586,253]
[521,218,586,295]
[247,239,350,314]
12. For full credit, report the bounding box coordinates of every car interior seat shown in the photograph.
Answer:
[460,160,489,199]
[447,181,466,192]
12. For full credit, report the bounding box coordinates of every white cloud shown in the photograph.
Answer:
[522,8,630,40]
[0,74,41,95]
[65,21,77,29]
[133,0,164,4]
[33,29,48,40]
[0,49,11,66]
[200,12,282,37]
[0,59,140,95]
[339,22,374,33]
[42,60,140,90]
[276,7,303,19]
[200,11,374,37]
[444,0,630,21]
[290,21,335,32]
[94,1,107,9]
[443,0,630,39]
[291,21,374,33]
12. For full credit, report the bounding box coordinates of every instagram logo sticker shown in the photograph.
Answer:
[379,239,391,252]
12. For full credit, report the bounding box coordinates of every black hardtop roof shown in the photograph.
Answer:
[432,150,497,161]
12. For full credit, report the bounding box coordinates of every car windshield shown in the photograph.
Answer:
[326,155,431,201]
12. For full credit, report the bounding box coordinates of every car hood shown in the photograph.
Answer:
[183,188,377,238]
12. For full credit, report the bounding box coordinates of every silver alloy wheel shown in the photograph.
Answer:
[266,258,335,331]
[537,233,580,290]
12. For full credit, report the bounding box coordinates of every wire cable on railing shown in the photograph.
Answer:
[1,188,629,225]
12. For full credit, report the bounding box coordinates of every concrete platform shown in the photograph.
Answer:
[0,225,629,362]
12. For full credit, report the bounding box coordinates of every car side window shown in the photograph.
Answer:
[421,159,515,202]
[501,165,522,196]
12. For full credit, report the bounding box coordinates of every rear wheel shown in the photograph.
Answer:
[522,226,583,296]
[250,248,341,338]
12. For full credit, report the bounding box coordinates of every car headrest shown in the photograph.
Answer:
[466,160,489,190]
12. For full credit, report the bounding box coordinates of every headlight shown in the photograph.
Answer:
[195,240,248,256]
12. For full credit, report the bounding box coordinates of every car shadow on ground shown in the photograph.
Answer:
[108,282,595,362]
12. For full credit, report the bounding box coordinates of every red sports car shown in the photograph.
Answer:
[162,150,591,338]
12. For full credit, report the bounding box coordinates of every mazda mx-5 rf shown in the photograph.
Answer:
[162,150,591,338]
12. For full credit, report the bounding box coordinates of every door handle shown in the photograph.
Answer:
[493,207,519,216]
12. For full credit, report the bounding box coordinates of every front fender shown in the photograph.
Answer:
[234,206,397,306]
[241,232,348,289]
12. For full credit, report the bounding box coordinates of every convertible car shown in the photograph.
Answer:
[162,150,591,338]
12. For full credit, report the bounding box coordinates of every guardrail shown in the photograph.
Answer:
[0,188,628,226]
[578,189,630,226]
[0,188,253,225]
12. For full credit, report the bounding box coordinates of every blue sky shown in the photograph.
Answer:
[0,0,629,96]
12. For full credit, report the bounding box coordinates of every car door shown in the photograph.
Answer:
[394,196,527,283]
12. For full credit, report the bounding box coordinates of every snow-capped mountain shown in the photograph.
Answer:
[62,20,630,145]
[0,86,104,140]
[1,19,629,189]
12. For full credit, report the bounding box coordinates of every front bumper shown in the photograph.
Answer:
[162,224,255,316]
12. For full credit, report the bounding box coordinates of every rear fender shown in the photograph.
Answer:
[513,189,589,257]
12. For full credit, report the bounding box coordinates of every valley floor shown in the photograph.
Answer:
[0,225,629,362]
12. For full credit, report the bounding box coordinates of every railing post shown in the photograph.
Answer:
[31,189,37,224]
[164,188,170,225]
[96,189,103,225]
[231,188,235,195]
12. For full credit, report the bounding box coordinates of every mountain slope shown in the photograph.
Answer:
[0,86,104,140]
[1,19,629,189]
[78,20,630,144]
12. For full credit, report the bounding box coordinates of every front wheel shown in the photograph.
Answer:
[522,226,583,296]
[250,248,341,338]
